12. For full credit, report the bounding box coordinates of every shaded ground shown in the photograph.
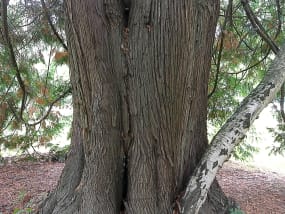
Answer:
[0,162,63,213]
[0,161,284,213]
[217,162,285,214]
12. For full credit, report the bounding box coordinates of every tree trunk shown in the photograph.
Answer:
[39,1,235,213]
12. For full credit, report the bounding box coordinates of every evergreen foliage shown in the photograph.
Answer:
[0,0,71,155]
[0,0,284,158]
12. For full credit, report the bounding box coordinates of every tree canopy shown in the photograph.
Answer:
[0,0,285,157]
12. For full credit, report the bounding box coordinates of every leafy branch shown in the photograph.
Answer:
[2,0,27,118]
[241,0,279,54]
[241,0,285,122]
[209,1,233,98]
[28,86,71,126]
[40,0,68,51]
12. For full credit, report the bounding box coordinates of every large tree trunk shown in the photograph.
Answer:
[39,1,235,213]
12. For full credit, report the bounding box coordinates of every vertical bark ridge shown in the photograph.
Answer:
[40,1,128,213]
[125,1,219,213]
[73,1,124,212]
[39,0,224,213]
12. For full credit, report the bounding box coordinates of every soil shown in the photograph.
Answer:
[0,161,284,214]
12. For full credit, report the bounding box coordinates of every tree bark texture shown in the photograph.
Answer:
[39,1,226,213]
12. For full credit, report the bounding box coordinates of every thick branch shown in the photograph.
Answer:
[180,44,285,213]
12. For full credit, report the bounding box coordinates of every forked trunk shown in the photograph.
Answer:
[39,1,235,213]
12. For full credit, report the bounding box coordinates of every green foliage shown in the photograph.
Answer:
[267,105,285,155]
[1,0,285,159]
[229,208,245,214]
[208,0,285,158]
[47,143,70,162]
[0,0,71,154]
[12,190,33,214]
[232,142,259,161]
[13,208,33,214]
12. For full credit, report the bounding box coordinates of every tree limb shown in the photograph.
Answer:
[40,0,68,51]
[2,0,27,118]
[227,50,270,75]
[242,0,285,122]
[180,44,285,213]
[274,0,282,40]
[208,2,233,98]
[28,87,72,126]
[241,0,279,54]
[280,84,285,122]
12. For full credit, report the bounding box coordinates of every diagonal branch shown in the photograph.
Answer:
[227,49,270,75]
[241,0,279,54]
[2,0,27,118]
[180,44,285,213]
[242,0,285,122]
[28,87,72,126]
[40,0,68,51]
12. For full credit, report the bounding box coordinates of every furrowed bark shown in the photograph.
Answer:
[124,1,219,213]
[181,45,285,213]
[40,1,126,213]
[40,1,236,213]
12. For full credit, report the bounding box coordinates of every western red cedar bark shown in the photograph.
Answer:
[39,0,235,213]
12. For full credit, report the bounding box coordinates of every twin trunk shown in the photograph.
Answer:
[39,1,230,213]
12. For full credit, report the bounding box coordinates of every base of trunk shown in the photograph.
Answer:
[38,170,240,214]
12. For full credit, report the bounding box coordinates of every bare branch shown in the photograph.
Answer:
[43,47,53,99]
[208,33,223,99]
[228,0,233,27]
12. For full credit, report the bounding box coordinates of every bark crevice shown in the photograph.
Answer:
[120,19,133,212]
[122,1,130,27]
[38,1,240,213]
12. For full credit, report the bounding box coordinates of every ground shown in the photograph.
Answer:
[0,161,284,214]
